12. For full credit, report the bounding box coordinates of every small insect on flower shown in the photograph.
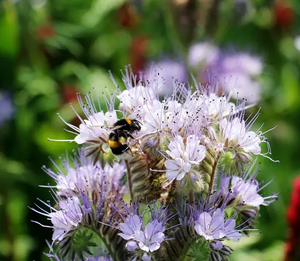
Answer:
[108,118,142,156]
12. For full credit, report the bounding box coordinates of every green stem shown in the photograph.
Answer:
[163,0,186,55]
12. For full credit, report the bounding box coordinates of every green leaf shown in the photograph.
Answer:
[81,0,127,28]
[0,1,19,57]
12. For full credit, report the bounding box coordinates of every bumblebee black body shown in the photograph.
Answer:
[108,118,142,156]
[108,132,129,155]
[113,118,142,133]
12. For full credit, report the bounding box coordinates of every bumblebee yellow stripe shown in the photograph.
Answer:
[119,136,127,144]
[124,118,132,125]
[108,140,121,148]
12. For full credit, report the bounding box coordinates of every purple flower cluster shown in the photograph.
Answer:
[32,65,278,261]
[188,42,263,103]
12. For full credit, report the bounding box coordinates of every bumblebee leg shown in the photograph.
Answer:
[123,130,135,139]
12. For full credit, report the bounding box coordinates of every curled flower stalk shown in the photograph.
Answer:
[32,65,279,260]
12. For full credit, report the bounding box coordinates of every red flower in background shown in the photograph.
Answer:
[130,36,147,74]
[37,24,55,40]
[118,2,139,28]
[61,84,78,104]
[285,177,300,261]
[274,1,294,30]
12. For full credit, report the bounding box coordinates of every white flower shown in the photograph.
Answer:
[74,110,117,144]
[118,85,156,116]
[220,117,262,154]
[165,158,192,182]
[142,100,166,133]
[165,135,206,183]
[205,93,236,118]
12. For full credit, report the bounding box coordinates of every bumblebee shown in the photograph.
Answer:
[112,118,142,133]
[108,118,142,155]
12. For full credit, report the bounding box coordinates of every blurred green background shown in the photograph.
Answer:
[0,0,299,260]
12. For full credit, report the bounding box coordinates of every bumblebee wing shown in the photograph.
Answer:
[109,125,125,131]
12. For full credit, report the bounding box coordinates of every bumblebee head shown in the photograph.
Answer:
[131,119,142,131]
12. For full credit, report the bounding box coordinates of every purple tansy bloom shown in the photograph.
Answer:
[188,42,263,103]
[219,53,263,103]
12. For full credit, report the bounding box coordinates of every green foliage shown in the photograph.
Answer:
[59,229,97,260]
[185,238,211,261]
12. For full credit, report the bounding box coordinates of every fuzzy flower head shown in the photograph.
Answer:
[61,91,118,145]
[220,116,262,155]
[43,150,126,202]
[164,135,206,189]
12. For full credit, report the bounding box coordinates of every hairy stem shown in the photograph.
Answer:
[125,159,134,201]
[208,151,221,193]
[189,191,194,204]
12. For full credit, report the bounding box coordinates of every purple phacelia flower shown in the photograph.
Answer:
[118,214,142,240]
[31,196,83,242]
[194,208,242,241]
[115,203,169,259]
[145,60,187,97]
[43,149,126,200]
[219,167,278,208]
